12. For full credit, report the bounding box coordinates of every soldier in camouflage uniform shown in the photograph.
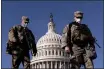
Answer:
[62,11,97,69]
[6,16,37,69]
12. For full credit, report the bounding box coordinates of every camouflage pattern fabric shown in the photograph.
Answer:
[61,22,95,69]
[12,52,30,69]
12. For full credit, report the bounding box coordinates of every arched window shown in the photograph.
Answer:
[45,51,47,55]
[48,45,50,47]
[52,50,54,55]
[49,39,51,41]
[52,39,53,41]
[57,39,59,41]
[46,39,48,42]
[52,45,54,47]
[60,51,61,56]
[49,50,51,55]
[63,52,64,56]
[55,39,56,41]
[60,40,61,43]
[56,50,58,55]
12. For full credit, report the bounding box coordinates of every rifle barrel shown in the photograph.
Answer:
[95,42,101,48]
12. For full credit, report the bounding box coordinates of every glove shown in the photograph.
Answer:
[65,46,70,54]
[6,49,12,55]
[32,53,36,56]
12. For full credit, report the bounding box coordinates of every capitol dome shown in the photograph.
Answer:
[37,22,62,46]
[31,14,70,69]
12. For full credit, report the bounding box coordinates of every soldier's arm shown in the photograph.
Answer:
[61,24,70,49]
[8,26,20,45]
[85,24,95,48]
[6,26,19,54]
[29,30,37,55]
[8,26,17,42]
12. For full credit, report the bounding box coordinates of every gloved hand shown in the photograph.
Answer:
[65,46,70,54]
[6,49,12,55]
[32,53,36,56]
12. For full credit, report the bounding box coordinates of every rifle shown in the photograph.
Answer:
[94,37,101,48]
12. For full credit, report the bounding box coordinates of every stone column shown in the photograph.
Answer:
[44,62,46,68]
[57,50,59,56]
[38,62,40,69]
[43,62,45,68]
[34,63,36,69]
[54,50,56,55]
[42,62,43,68]
[48,61,51,69]
[40,62,42,69]
[64,62,65,69]
[61,51,63,56]
[59,61,61,69]
[45,61,47,69]
[47,50,48,56]
[51,61,53,68]
[47,61,49,68]
[55,61,57,69]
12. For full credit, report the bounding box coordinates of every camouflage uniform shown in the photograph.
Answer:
[6,16,37,69]
[62,11,96,69]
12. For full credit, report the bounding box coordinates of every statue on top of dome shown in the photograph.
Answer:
[50,13,53,22]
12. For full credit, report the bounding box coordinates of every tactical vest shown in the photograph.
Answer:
[6,25,37,55]
[70,23,92,44]
[7,25,34,49]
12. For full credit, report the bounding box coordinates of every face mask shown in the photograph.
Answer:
[75,18,82,23]
[22,23,28,27]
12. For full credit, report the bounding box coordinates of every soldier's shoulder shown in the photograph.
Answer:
[15,25,23,28]
[9,25,16,31]
[9,25,22,31]
[26,27,30,31]
[81,24,88,26]
[82,24,89,29]
[11,25,21,29]
[66,24,69,27]
[69,22,75,24]
[65,24,70,29]
[63,24,70,34]
[69,22,76,26]
[81,24,91,31]
[26,27,33,33]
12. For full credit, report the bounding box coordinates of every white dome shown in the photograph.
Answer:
[37,31,62,46]
[37,21,62,46]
